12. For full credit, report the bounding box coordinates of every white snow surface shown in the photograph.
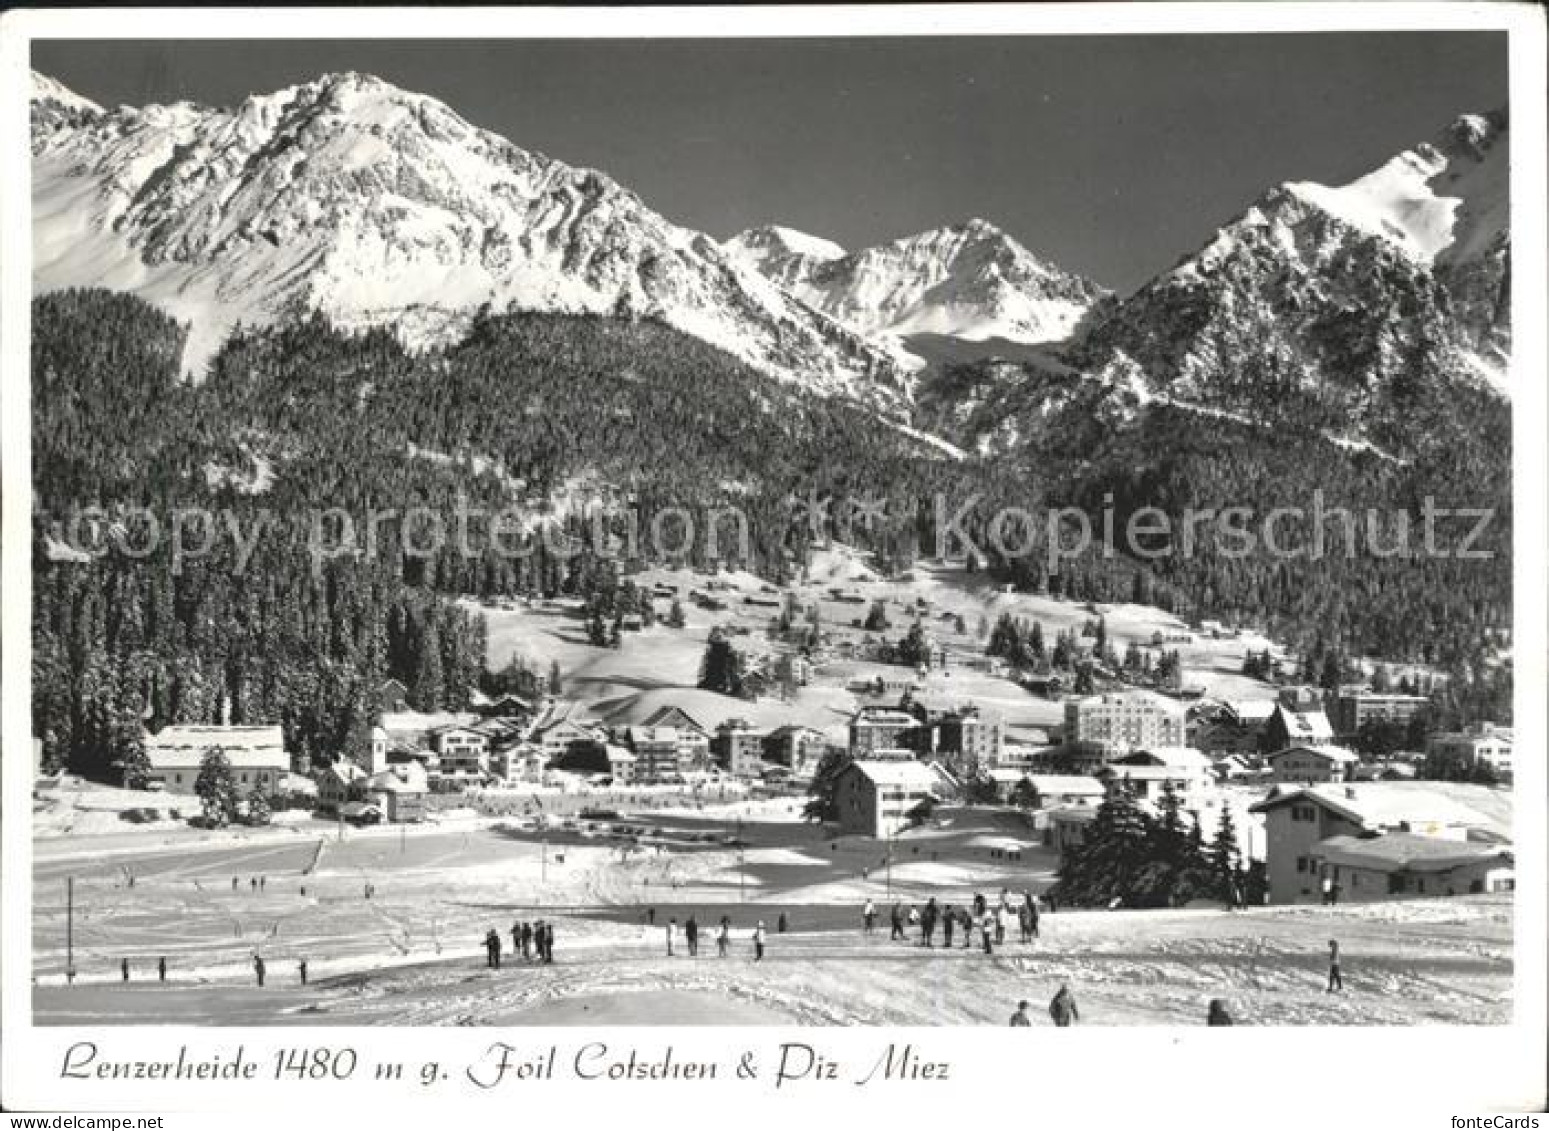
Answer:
[725,217,1108,354]
[1282,112,1507,267]
[29,71,907,406]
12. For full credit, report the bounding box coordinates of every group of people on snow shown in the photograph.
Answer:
[485,920,555,968]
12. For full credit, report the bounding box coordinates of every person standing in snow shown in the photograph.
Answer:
[686,916,699,957]
[752,921,766,962]
[542,921,555,964]
[890,903,905,941]
[980,910,995,955]
[512,921,522,957]
[717,916,731,958]
[1009,1000,1033,1027]
[942,904,956,948]
[521,921,534,961]
[253,954,266,988]
[1207,999,1234,1025]
[299,960,309,986]
[666,917,677,957]
[863,899,877,934]
[121,958,130,982]
[1326,939,1343,993]
[922,898,938,947]
[1048,984,1079,1027]
[157,957,166,983]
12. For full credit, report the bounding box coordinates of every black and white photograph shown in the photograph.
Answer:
[2,4,1545,1120]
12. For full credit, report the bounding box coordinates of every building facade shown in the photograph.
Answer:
[1063,692,1186,756]
[1266,744,1360,784]
[831,760,939,838]
[143,725,290,795]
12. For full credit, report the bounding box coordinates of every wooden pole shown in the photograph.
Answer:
[66,876,75,984]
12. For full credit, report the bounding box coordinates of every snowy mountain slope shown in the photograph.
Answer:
[724,218,1109,368]
[30,70,907,406]
[912,110,1512,466]
[1051,109,1512,459]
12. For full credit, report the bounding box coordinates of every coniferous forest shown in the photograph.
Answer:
[31,289,1512,778]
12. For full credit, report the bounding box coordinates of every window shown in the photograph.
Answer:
[1295,856,1308,873]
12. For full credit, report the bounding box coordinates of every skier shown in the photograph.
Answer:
[299,960,309,986]
[942,904,955,948]
[960,907,974,950]
[521,921,534,961]
[752,920,766,962]
[980,910,995,955]
[890,903,905,941]
[1009,1000,1033,1027]
[121,958,130,982]
[1048,984,1079,1027]
[1326,939,1343,993]
[717,917,731,958]
[512,921,522,957]
[994,904,1008,946]
[686,916,699,957]
[157,956,166,983]
[253,954,266,988]
[666,917,677,957]
[863,899,877,934]
[1207,999,1234,1025]
[921,898,938,948]
[542,921,555,964]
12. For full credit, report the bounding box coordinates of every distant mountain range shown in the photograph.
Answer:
[30,70,905,407]
[32,69,1510,451]
[722,219,1110,369]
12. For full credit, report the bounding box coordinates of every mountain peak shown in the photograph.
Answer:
[31,71,102,115]
[1275,107,1507,266]
[31,69,908,405]
[723,225,847,266]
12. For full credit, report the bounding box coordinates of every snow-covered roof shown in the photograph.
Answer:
[1025,775,1105,795]
[319,762,368,783]
[1120,746,1213,771]
[1251,783,1504,835]
[145,725,287,769]
[1314,833,1511,873]
[380,710,478,735]
[1226,699,1277,723]
[1069,689,1185,713]
[641,705,710,734]
[1268,744,1359,765]
[1272,705,1334,741]
[845,760,939,788]
[366,763,428,793]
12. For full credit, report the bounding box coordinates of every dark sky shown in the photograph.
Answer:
[32,35,1507,293]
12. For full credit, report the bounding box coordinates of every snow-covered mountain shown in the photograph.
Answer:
[1053,109,1511,456]
[30,70,907,406]
[724,218,1109,368]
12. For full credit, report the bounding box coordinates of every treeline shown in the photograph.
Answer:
[31,291,485,780]
[31,287,1513,787]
